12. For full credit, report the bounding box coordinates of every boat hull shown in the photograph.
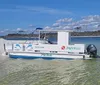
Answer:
[9,53,91,60]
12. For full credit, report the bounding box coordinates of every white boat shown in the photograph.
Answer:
[4,30,97,59]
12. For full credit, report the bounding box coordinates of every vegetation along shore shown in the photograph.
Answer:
[1,30,100,38]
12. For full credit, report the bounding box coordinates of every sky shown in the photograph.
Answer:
[0,0,100,35]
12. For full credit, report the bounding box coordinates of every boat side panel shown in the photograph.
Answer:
[9,53,88,59]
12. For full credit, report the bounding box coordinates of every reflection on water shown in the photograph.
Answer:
[0,58,100,85]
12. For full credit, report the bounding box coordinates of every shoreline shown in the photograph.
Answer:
[71,36,100,37]
[2,36,100,39]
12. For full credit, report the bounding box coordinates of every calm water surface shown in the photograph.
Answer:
[0,37,100,85]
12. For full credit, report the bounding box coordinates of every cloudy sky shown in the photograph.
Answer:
[0,0,100,35]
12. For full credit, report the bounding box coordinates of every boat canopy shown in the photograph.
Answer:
[37,30,73,32]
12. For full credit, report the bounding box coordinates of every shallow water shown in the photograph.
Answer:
[0,37,100,85]
[1,58,100,85]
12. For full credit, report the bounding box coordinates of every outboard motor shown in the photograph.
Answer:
[87,44,97,58]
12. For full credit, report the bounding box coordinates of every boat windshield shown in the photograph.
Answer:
[39,31,57,44]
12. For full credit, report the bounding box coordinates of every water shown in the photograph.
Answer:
[0,37,100,85]
[71,37,100,55]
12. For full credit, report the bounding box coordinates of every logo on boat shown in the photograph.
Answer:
[15,44,21,49]
[41,53,52,56]
[26,44,33,49]
[13,44,23,51]
[67,47,80,50]
[24,44,33,51]
[61,46,65,50]
[35,46,44,48]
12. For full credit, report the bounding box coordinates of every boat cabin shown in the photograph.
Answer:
[5,30,85,55]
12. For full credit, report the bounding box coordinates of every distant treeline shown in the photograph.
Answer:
[4,33,38,38]
[2,30,100,38]
[71,30,100,36]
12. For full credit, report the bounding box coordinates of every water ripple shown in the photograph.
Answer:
[0,59,100,85]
